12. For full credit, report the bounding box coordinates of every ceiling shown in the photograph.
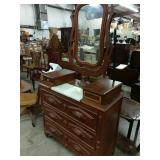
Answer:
[111,4,140,22]
[48,4,140,23]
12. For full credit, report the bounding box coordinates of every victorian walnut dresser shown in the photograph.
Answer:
[39,69,122,155]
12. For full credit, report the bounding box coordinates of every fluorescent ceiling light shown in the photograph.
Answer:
[120,4,139,12]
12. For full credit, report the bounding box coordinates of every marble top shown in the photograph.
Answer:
[51,83,83,101]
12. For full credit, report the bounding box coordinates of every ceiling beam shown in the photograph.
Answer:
[47,5,74,12]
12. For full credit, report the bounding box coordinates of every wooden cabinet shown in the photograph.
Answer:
[39,70,122,155]
[46,48,61,64]
[60,27,72,52]
[111,44,130,67]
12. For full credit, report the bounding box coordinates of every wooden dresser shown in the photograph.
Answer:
[39,69,122,156]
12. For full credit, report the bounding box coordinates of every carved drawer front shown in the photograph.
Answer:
[42,90,98,130]
[65,102,98,130]
[67,137,94,156]
[45,118,66,143]
[68,121,96,148]
[42,92,65,111]
[44,104,68,128]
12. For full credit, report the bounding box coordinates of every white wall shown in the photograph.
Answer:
[87,18,102,36]
[20,4,49,39]
[79,11,88,30]
[20,4,73,39]
[20,4,35,26]
[47,7,72,28]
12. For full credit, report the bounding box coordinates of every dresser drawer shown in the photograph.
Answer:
[65,102,98,131]
[42,90,98,131]
[44,103,68,128]
[44,103,96,148]
[42,92,66,112]
[67,120,96,148]
[45,117,66,143]
[45,116,95,155]
[67,137,94,156]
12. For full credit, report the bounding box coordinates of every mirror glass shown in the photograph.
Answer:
[77,5,103,64]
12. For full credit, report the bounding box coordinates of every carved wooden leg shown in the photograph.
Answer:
[27,68,29,78]
[134,120,140,143]
[32,79,35,91]
[137,144,140,152]
[134,120,140,152]
[28,107,36,127]
[127,120,134,139]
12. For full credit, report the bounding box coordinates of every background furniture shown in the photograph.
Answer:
[60,27,72,52]
[111,44,130,67]
[108,66,140,154]
[117,96,140,154]
[130,83,140,102]
[120,97,140,141]
[20,80,32,93]
[22,50,41,78]
[20,93,38,127]
[129,51,140,73]
[46,33,63,64]
[46,49,61,64]
[108,68,139,87]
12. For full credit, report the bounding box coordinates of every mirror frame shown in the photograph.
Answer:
[75,4,107,67]
[68,4,115,77]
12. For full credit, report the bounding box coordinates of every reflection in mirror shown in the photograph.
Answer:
[109,17,140,45]
[77,5,103,64]
[61,52,69,62]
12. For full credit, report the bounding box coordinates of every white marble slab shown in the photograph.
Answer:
[51,83,83,101]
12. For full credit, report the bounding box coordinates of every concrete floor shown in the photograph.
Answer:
[20,72,140,156]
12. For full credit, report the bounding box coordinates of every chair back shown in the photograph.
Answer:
[30,51,41,68]
[130,51,140,71]
[131,84,140,102]
[112,44,130,67]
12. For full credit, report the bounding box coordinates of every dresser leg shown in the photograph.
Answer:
[45,132,52,137]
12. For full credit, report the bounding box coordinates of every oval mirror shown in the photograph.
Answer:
[76,5,103,65]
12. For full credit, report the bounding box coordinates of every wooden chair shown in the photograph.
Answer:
[20,80,32,93]
[29,51,47,90]
[129,51,140,72]
[20,45,32,72]
[117,84,140,154]
[130,83,140,102]
[22,51,43,90]
[22,50,41,78]
[108,68,140,153]
[20,80,41,127]
[117,96,140,154]
[121,97,140,141]
[111,44,130,67]
[20,91,40,127]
